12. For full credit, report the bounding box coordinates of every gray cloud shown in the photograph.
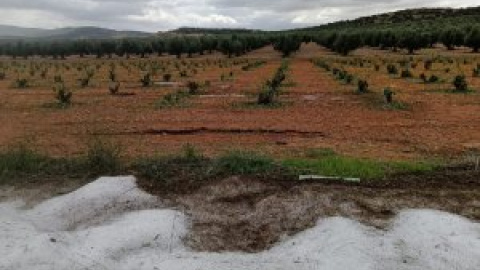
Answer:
[0,0,477,31]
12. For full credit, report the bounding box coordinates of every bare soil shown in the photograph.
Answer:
[138,166,480,253]
[0,43,479,160]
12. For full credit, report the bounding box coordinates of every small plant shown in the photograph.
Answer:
[420,73,427,82]
[357,79,369,93]
[345,74,354,84]
[424,60,433,70]
[163,73,172,82]
[54,75,63,83]
[108,81,120,95]
[257,62,288,105]
[215,151,276,175]
[257,86,276,105]
[453,75,468,92]
[53,82,72,105]
[428,75,440,83]
[186,81,200,95]
[473,65,480,77]
[15,78,29,88]
[40,69,48,79]
[156,90,190,108]
[140,72,152,87]
[383,88,395,104]
[85,138,122,175]
[400,69,413,78]
[79,68,95,88]
[108,68,117,82]
[181,144,203,161]
[387,64,398,75]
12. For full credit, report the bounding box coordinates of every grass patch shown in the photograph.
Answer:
[0,144,50,181]
[283,154,434,179]
[84,138,122,175]
[133,149,284,191]
[0,139,124,184]
[0,144,85,184]
[155,90,191,109]
[0,142,436,188]
[214,151,278,175]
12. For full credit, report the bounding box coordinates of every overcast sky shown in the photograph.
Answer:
[0,0,478,32]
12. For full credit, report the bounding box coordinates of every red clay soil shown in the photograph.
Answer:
[0,44,479,161]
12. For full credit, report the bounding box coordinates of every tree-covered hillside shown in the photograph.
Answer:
[1,6,480,59]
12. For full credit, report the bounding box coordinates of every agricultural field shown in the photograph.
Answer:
[0,43,479,161]
[1,43,480,269]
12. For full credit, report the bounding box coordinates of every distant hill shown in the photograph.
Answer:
[159,7,480,35]
[0,25,152,40]
[165,27,263,35]
[299,6,480,31]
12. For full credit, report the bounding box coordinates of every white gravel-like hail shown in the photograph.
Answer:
[1,176,479,270]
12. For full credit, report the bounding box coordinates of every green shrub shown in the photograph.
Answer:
[0,144,47,180]
[420,73,427,82]
[15,78,29,88]
[400,69,413,78]
[108,68,117,82]
[257,86,276,105]
[384,87,395,104]
[140,73,152,87]
[357,79,369,93]
[163,73,172,82]
[53,82,72,105]
[181,144,203,161]
[473,65,480,77]
[79,68,94,88]
[453,75,468,92]
[156,91,190,108]
[186,81,200,95]
[387,64,398,75]
[428,75,440,83]
[54,75,63,83]
[85,139,122,175]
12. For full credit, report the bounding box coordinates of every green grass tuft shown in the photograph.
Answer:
[283,153,434,179]
[214,151,278,175]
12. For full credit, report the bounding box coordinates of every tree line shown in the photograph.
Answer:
[0,34,271,59]
[1,25,480,59]
[311,25,480,55]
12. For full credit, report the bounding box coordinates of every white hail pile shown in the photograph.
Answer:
[1,176,479,270]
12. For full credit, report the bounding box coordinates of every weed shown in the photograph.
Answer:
[85,138,122,175]
[53,82,72,106]
[453,75,468,92]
